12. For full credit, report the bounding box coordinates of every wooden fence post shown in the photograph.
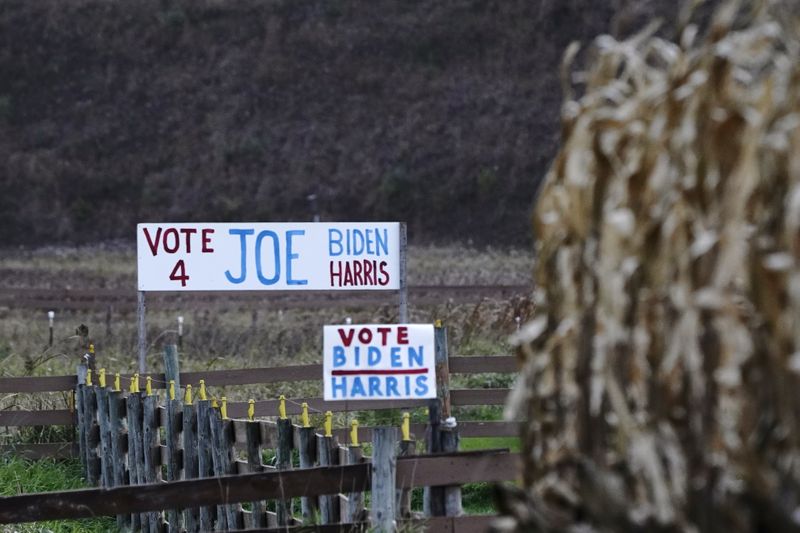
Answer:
[245,411,266,528]
[164,380,183,532]
[297,422,318,522]
[317,411,339,525]
[163,344,180,390]
[181,386,199,532]
[276,407,294,526]
[76,365,87,479]
[210,400,241,530]
[142,381,162,532]
[397,413,415,518]
[425,322,450,516]
[126,376,144,530]
[195,393,214,530]
[441,420,462,516]
[347,420,365,523]
[95,369,113,489]
[371,427,397,532]
[82,371,101,486]
[107,374,129,531]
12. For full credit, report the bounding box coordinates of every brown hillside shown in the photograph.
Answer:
[0,0,679,245]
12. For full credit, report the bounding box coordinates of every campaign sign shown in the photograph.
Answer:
[323,324,436,401]
[137,222,400,291]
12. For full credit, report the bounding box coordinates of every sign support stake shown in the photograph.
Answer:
[399,222,408,323]
[137,290,147,374]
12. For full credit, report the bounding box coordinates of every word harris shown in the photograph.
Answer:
[139,223,396,289]
[325,325,436,400]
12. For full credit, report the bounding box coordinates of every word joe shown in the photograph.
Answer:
[136,222,401,291]
[323,324,436,401]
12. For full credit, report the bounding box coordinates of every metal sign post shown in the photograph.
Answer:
[137,291,146,374]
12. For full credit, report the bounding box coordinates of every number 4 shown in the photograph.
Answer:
[169,260,190,287]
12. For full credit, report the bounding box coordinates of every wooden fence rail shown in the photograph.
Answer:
[0,355,516,394]
[0,449,520,526]
[0,284,530,312]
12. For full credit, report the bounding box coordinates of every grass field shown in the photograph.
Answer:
[0,455,115,532]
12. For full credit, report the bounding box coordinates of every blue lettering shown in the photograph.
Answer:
[224,229,254,284]
[350,377,366,397]
[354,346,361,366]
[328,229,343,256]
[353,230,365,255]
[368,376,383,397]
[375,228,388,257]
[390,347,402,368]
[404,375,411,396]
[386,376,399,397]
[408,346,424,367]
[414,375,429,396]
[286,230,308,285]
[332,377,347,399]
[368,347,381,366]
[365,229,374,255]
[333,346,346,367]
[255,230,280,285]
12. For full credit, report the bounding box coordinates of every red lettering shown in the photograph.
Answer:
[364,260,374,285]
[337,327,355,347]
[378,261,389,286]
[343,262,354,286]
[397,326,409,344]
[353,260,363,286]
[358,328,372,344]
[330,261,342,287]
[376,327,391,345]
[180,228,197,252]
[169,259,190,287]
[163,228,180,253]
[202,229,215,252]
[143,227,162,256]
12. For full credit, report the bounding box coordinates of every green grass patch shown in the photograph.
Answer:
[0,455,116,532]
[460,436,520,453]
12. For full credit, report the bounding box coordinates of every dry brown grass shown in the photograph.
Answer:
[505,1,800,531]
[0,245,530,413]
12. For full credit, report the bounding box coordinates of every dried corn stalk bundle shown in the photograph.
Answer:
[501,2,800,532]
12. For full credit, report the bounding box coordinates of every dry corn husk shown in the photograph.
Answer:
[500,1,800,531]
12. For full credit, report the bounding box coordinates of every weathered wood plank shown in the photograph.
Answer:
[181,401,198,532]
[95,386,113,488]
[0,452,520,523]
[142,394,161,532]
[316,435,340,525]
[164,398,182,532]
[448,355,517,374]
[370,427,397,531]
[275,419,293,526]
[296,426,318,521]
[245,420,266,528]
[82,385,101,486]
[195,399,214,531]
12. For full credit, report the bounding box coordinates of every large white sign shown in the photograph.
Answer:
[323,324,436,401]
[137,222,401,291]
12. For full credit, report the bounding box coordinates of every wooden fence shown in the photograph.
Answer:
[0,326,520,530]
[0,327,518,461]
[0,284,529,311]
[0,442,520,532]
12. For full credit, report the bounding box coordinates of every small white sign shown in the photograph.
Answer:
[323,324,436,401]
[136,222,401,291]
